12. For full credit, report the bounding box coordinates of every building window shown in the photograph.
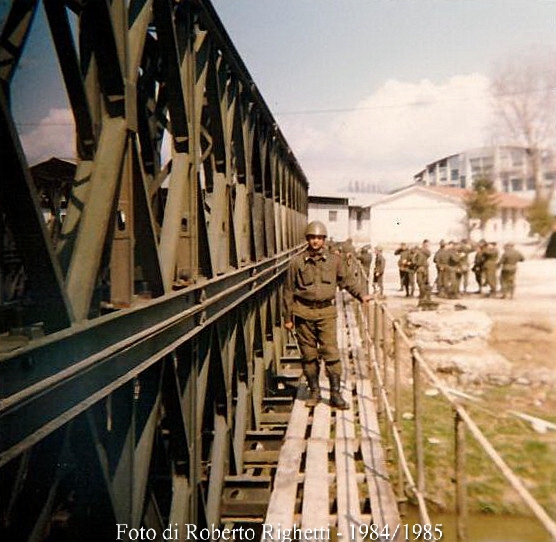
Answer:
[329,210,337,222]
[511,149,524,166]
[527,177,535,190]
[511,178,523,192]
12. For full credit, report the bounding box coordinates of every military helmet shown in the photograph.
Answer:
[304,220,327,238]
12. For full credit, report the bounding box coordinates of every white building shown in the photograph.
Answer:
[369,185,530,245]
[309,185,531,247]
[307,195,350,243]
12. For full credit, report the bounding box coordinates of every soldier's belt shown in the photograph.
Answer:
[295,296,334,309]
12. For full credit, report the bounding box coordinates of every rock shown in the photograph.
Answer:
[426,348,512,378]
[406,309,493,344]
[488,375,513,386]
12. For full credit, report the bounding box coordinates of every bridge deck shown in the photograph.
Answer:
[263,295,401,541]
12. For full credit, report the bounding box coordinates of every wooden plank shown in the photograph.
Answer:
[346,300,401,531]
[302,400,331,530]
[357,378,402,535]
[335,435,363,542]
[263,389,310,537]
[334,381,364,542]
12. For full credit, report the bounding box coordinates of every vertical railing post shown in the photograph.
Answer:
[381,305,391,453]
[412,346,426,508]
[393,319,405,510]
[374,301,383,420]
[373,300,380,364]
[382,303,389,387]
[366,302,373,377]
[455,410,468,542]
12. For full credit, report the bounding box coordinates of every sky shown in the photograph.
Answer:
[210,0,556,195]
[5,0,556,196]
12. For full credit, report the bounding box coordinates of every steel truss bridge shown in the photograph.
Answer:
[0,1,308,539]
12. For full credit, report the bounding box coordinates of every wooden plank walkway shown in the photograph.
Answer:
[262,294,401,541]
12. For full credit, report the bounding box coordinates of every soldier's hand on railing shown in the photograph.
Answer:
[361,294,372,303]
[284,320,294,331]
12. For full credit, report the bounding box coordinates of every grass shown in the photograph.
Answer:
[386,385,556,518]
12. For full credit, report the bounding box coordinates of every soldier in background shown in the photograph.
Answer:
[283,221,371,410]
[372,246,386,298]
[498,242,524,299]
[406,245,418,297]
[472,240,486,293]
[445,241,461,299]
[357,247,372,280]
[482,241,499,296]
[413,239,432,303]
[433,240,450,297]
[395,243,412,296]
[455,238,473,295]
[394,242,409,291]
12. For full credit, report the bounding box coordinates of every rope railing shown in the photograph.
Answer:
[356,299,556,542]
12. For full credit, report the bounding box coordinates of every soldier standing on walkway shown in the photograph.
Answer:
[283,221,372,410]
[498,242,524,299]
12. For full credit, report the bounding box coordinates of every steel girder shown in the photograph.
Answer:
[0,1,308,540]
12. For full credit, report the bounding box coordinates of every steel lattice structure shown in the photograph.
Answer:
[0,1,308,539]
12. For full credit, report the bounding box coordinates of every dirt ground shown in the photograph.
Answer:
[379,251,556,414]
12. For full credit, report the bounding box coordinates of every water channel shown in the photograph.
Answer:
[406,511,552,541]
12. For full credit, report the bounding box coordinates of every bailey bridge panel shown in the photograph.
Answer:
[0,1,307,539]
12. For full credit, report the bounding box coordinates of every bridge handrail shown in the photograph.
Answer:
[357,300,556,541]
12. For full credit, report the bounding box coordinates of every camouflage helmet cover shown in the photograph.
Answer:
[304,220,328,237]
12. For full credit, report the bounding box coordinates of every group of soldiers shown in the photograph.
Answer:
[321,235,525,302]
[328,238,386,297]
[394,238,525,300]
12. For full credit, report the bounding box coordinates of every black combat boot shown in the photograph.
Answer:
[328,373,349,410]
[303,360,321,408]
[305,373,321,408]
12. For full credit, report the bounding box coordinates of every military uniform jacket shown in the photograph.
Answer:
[498,248,524,271]
[433,248,450,268]
[283,247,366,322]
[412,248,430,269]
[373,253,385,275]
[397,249,412,271]
[483,246,499,269]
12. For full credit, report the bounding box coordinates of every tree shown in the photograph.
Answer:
[490,49,556,201]
[526,198,553,237]
[465,177,499,235]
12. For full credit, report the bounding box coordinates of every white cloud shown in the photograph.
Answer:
[18,74,494,198]
[20,108,75,165]
[278,73,494,195]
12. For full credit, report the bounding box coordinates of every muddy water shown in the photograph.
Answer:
[404,511,551,541]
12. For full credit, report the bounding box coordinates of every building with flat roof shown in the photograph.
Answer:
[413,146,556,199]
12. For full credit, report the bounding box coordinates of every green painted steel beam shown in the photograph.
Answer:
[0,250,293,467]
